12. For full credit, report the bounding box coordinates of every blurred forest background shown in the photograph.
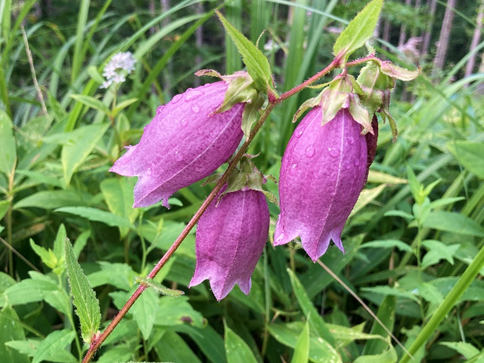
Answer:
[1,0,484,363]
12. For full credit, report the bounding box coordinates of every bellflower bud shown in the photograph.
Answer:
[274,107,374,261]
[189,187,270,301]
[110,81,244,208]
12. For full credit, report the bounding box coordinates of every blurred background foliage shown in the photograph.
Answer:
[1,0,483,362]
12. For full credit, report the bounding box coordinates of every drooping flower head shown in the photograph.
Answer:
[274,74,379,261]
[189,185,270,300]
[110,81,245,208]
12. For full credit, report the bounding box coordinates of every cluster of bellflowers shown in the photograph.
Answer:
[110,5,418,301]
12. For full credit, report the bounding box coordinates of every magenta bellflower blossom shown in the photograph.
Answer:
[189,187,270,301]
[274,107,376,261]
[110,82,244,208]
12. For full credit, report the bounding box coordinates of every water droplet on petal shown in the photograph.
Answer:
[181,118,188,126]
[348,136,355,145]
[156,105,164,114]
[295,130,303,138]
[185,90,203,101]
[175,150,183,161]
[197,126,205,135]
[171,94,182,104]
[147,167,152,175]
[290,163,298,173]
[305,145,315,158]
[191,104,200,113]
[328,147,340,158]
[353,158,360,167]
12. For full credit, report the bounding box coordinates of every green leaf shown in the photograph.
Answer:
[154,330,202,363]
[268,323,342,363]
[65,239,101,344]
[112,98,139,117]
[30,239,57,270]
[447,141,484,179]
[367,171,407,184]
[421,240,460,269]
[132,287,158,340]
[0,306,30,363]
[360,240,414,253]
[354,343,397,363]
[14,190,91,210]
[100,178,138,238]
[224,323,258,363]
[362,296,396,356]
[0,109,17,178]
[291,319,310,363]
[154,296,205,328]
[4,340,39,359]
[53,224,67,263]
[56,206,134,229]
[423,211,484,237]
[287,269,335,346]
[70,94,110,114]
[351,184,387,217]
[87,65,105,84]
[0,199,10,220]
[333,0,383,61]
[440,342,480,360]
[61,123,109,185]
[216,10,272,93]
[32,330,76,363]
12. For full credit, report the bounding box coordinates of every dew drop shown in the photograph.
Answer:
[348,136,355,145]
[171,94,182,104]
[181,118,188,126]
[305,145,315,158]
[197,126,205,135]
[147,167,152,175]
[175,150,183,161]
[191,104,200,113]
[328,147,340,158]
[295,130,303,138]
[185,90,203,101]
[156,105,164,114]
[290,163,298,173]
[353,158,360,167]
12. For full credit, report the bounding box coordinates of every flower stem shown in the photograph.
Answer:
[81,102,276,363]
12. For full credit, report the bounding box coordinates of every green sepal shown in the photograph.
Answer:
[378,60,419,81]
[348,94,373,134]
[292,95,322,123]
[216,10,274,94]
[222,155,278,205]
[135,277,184,297]
[320,77,353,126]
[333,0,383,63]
[217,73,257,113]
[242,93,265,139]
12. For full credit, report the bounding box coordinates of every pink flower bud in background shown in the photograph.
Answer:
[189,187,269,301]
[110,82,244,208]
[274,108,374,261]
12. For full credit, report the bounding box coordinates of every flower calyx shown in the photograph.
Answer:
[356,60,419,141]
[293,73,373,135]
[196,70,266,139]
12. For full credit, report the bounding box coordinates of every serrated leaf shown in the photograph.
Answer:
[56,206,134,229]
[0,109,17,179]
[61,123,109,185]
[65,239,101,344]
[224,323,258,363]
[216,10,272,93]
[333,0,383,61]
[70,94,110,114]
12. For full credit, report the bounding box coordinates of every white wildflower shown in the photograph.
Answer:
[100,52,136,89]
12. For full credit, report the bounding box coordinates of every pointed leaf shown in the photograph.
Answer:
[61,123,109,185]
[0,306,30,363]
[132,287,158,340]
[0,109,17,178]
[70,94,110,114]
[216,10,272,93]
[447,141,484,179]
[333,0,383,61]
[65,239,101,344]
[56,206,134,229]
[291,320,310,363]
[32,330,76,363]
[224,323,258,363]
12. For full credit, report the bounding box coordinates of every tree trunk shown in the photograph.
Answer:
[398,0,413,47]
[465,0,484,78]
[421,0,438,60]
[433,0,457,77]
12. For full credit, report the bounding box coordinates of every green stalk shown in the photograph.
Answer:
[399,245,484,363]
[71,0,91,84]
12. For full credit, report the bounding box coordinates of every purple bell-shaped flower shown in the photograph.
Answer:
[274,107,377,261]
[110,81,244,208]
[189,186,270,301]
